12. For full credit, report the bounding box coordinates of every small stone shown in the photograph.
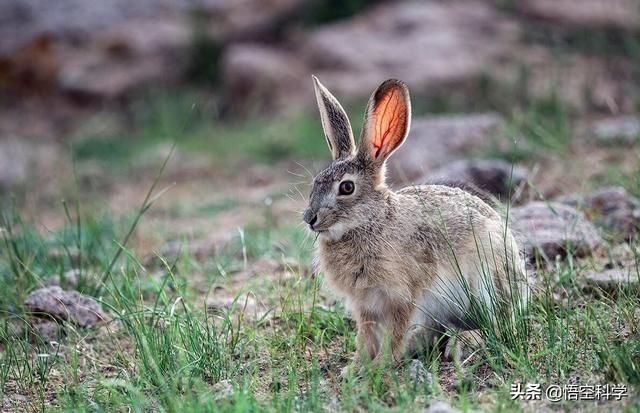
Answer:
[212,379,234,401]
[45,269,81,287]
[158,233,233,261]
[408,359,432,386]
[590,116,640,145]
[511,202,602,263]
[584,268,639,293]
[24,286,106,328]
[206,294,256,313]
[425,401,461,413]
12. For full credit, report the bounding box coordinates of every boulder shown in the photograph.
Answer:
[423,159,528,202]
[221,44,309,113]
[387,114,505,184]
[584,268,639,293]
[0,0,311,99]
[0,137,59,189]
[303,1,517,99]
[222,0,518,112]
[590,116,640,145]
[564,186,640,240]
[510,202,602,263]
[517,0,640,31]
[24,286,106,328]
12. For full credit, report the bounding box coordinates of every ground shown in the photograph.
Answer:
[1,2,640,411]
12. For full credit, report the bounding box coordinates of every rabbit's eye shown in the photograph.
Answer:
[338,180,355,195]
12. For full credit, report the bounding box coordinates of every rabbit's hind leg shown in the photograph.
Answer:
[443,329,484,362]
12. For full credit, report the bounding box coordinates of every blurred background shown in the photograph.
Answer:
[0,0,639,252]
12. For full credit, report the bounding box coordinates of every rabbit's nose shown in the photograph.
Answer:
[303,209,318,228]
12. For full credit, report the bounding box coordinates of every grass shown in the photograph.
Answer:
[1,168,639,412]
[3,30,640,409]
[71,90,333,172]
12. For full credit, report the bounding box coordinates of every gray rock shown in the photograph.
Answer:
[563,186,640,240]
[511,202,602,263]
[425,401,461,413]
[388,114,505,184]
[407,359,432,386]
[206,294,256,313]
[221,44,309,114]
[0,137,60,189]
[24,286,106,328]
[590,116,640,145]
[0,138,29,187]
[0,0,310,54]
[45,269,81,287]
[303,1,517,99]
[516,0,640,31]
[212,379,234,401]
[0,0,310,99]
[159,232,233,261]
[30,319,63,343]
[424,159,528,202]
[584,268,639,293]
[222,1,518,113]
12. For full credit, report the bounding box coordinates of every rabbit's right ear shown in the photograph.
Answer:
[312,75,356,160]
[358,79,410,165]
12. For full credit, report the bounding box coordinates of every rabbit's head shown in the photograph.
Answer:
[303,76,411,240]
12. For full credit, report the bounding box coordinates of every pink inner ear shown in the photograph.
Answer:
[372,88,406,159]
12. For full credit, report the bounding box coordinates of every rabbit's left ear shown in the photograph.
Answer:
[312,75,356,160]
[359,79,411,163]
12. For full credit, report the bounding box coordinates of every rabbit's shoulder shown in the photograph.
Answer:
[396,184,500,221]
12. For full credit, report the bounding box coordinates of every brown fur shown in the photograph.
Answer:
[304,77,529,364]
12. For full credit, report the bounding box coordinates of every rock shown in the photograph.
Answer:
[212,379,234,401]
[45,269,81,287]
[423,159,528,202]
[221,44,309,114]
[590,116,640,145]
[30,319,63,343]
[248,256,282,276]
[57,20,191,99]
[304,1,517,99]
[223,1,518,112]
[516,0,640,31]
[0,0,310,55]
[159,233,233,261]
[0,0,311,99]
[407,359,432,386]
[0,137,60,189]
[564,186,640,240]
[425,401,461,413]
[24,286,106,328]
[387,114,505,184]
[0,138,29,187]
[584,268,639,293]
[511,202,602,263]
[206,294,256,313]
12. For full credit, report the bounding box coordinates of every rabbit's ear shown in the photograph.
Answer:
[359,79,411,163]
[312,75,356,160]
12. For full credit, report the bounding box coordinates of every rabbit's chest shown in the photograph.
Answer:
[318,238,406,296]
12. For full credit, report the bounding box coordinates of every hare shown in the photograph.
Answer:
[303,76,529,365]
